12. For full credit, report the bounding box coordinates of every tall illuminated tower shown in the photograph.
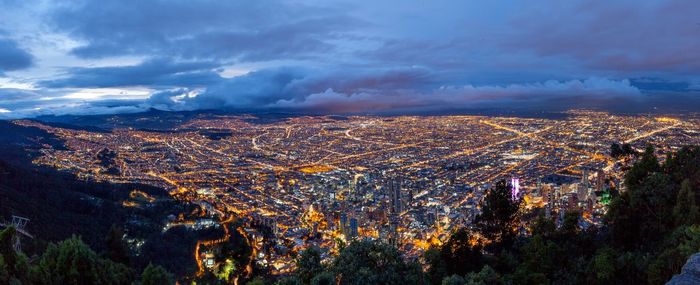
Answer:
[511,177,520,201]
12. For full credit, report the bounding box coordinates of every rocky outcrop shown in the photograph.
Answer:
[667,253,700,285]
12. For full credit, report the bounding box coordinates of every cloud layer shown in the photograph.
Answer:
[0,0,698,118]
[0,38,33,73]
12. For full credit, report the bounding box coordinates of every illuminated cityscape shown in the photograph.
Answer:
[12,110,700,275]
[1,1,700,282]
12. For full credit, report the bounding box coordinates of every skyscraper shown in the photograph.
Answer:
[581,168,590,188]
[348,217,358,239]
[387,178,402,214]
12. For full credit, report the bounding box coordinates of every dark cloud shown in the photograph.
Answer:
[144,66,655,114]
[39,58,223,88]
[144,66,435,110]
[505,0,700,74]
[50,0,361,61]
[0,38,33,73]
[0,88,41,101]
[630,78,694,92]
[269,77,645,112]
[1,0,699,118]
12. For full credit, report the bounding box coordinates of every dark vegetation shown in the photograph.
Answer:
[0,226,174,285]
[610,142,637,158]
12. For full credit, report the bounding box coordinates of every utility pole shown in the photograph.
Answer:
[0,215,33,252]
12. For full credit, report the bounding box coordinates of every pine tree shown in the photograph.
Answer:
[474,180,520,251]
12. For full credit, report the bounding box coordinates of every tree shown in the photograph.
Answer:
[513,235,557,284]
[30,236,134,285]
[647,225,700,284]
[590,247,615,284]
[441,274,464,285]
[424,247,448,285]
[276,276,303,285]
[629,173,677,248]
[611,143,623,158]
[0,227,17,275]
[662,146,700,185]
[530,215,555,238]
[558,211,581,238]
[624,145,660,190]
[609,146,674,250]
[464,266,498,285]
[673,179,699,226]
[0,227,30,284]
[330,240,425,285]
[247,277,266,285]
[622,143,635,156]
[297,247,323,284]
[141,263,173,285]
[0,255,8,283]
[475,180,520,251]
[438,229,483,277]
[310,272,334,285]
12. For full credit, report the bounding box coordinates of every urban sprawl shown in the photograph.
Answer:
[14,110,700,276]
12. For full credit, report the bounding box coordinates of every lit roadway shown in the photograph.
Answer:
[397,123,553,172]
[624,121,682,144]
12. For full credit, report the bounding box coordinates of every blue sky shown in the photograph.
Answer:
[0,0,699,118]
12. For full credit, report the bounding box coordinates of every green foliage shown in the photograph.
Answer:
[0,226,17,274]
[590,247,615,284]
[673,179,699,226]
[475,180,520,251]
[514,235,557,283]
[662,146,700,185]
[675,225,700,257]
[297,247,323,284]
[601,145,700,283]
[0,254,8,282]
[609,147,678,250]
[329,239,425,285]
[30,236,134,285]
[275,276,303,285]
[441,274,464,285]
[0,227,30,284]
[141,263,173,285]
[425,247,448,285]
[624,145,661,190]
[464,265,498,285]
[310,272,334,285]
[438,229,483,277]
[2,228,174,285]
[530,215,555,238]
[611,143,636,158]
[0,230,176,285]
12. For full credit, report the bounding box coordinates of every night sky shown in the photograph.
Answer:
[1,0,699,118]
